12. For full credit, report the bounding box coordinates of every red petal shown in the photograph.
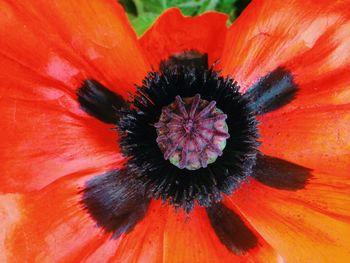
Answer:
[286,68,350,109]
[79,239,120,263]
[259,104,350,176]
[157,205,276,262]
[230,172,350,262]
[2,171,112,262]
[68,201,167,262]
[0,194,23,262]
[0,56,123,192]
[140,8,228,69]
[0,0,149,97]
[221,0,350,100]
[90,202,278,262]
[0,0,148,192]
[111,201,167,262]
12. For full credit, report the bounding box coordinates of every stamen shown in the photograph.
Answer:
[117,60,260,212]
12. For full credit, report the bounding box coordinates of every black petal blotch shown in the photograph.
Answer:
[253,155,312,190]
[159,50,208,71]
[207,202,258,255]
[82,169,150,238]
[246,67,298,115]
[77,79,126,124]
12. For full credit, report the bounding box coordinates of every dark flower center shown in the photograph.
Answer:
[117,63,260,212]
[155,94,229,170]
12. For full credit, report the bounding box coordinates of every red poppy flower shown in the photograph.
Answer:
[1,0,350,262]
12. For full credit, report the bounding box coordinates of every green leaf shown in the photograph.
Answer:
[217,0,237,22]
[118,0,137,15]
[129,12,159,36]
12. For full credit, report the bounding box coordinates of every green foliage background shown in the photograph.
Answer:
[119,0,251,36]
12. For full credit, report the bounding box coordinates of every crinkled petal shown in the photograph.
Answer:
[140,8,228,68]
[0,0,151,192]
[1,170,113,262]
[259,104,350,176]
[0,0,149,96]
[158,205,277,263]
[222,0,350,97]
[230,171,350,262]
[110,201,167,263]
[0,56,124,192]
